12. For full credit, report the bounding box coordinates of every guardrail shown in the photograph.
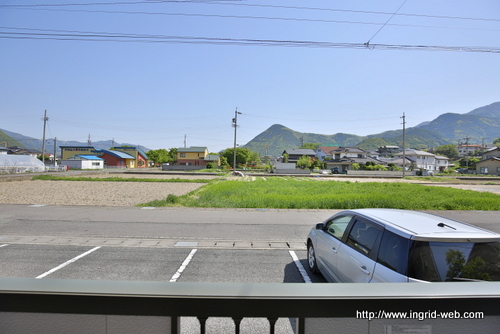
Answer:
[1,278,499,334]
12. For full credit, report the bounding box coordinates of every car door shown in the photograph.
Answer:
[315,214,354,282]
[335,217,383,283]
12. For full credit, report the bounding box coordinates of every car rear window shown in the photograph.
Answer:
[408,241,500,282]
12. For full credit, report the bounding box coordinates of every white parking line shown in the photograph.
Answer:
[0,244,8,248]
[170,249,197,282]
[36,246,101,279]
[289,250,312,283]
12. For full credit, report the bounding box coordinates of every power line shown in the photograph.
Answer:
[366,0,408,44]
[2,1,499,23]
[1,28,499,53]
[9,8,500,33]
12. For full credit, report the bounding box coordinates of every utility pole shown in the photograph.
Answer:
[232,108,242,172]
[401,113,406,178]
[41,110,48,164]
[464,136,471,169]
[184,135,187,148]
[88,134,92,146]
[53,137,57,166]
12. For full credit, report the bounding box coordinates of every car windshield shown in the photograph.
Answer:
[408,241,500,282]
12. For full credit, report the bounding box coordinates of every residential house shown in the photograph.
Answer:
[457,144,482,157]
[378,156,414,170]
[482,147,500,159]
[435,155,451,172]
[112,147,149,168]
[204,154,221,167]
[61,155,104,170]
[282,149,316,164]
[7,146,42,157]
[393,149,449,172]
[175,146,210,166]
[325,147,386,173]
[99,149,136,168]
[377,145,401,157]
[475,147,500,175]
[315,146,338,161]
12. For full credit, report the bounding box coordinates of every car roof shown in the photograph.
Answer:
[345,209,500,242]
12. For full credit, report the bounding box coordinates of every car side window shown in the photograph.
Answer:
[346,220,381,256]
[324,215,353,240]
[377,230,409,275]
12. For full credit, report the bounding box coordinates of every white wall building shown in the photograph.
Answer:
[61,155,104,170]
[394,149,449,171]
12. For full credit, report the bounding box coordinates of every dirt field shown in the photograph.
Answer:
[0,173,211,206]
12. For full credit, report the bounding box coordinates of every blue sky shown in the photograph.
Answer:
[1,0,499,152]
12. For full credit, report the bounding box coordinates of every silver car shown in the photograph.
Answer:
[307,209,500,283]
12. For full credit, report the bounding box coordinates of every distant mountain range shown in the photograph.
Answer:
[2,102,499,157]
[243,102,500,156]
[0,129,149,154]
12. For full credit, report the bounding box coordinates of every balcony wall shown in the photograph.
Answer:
[1,278,499,334]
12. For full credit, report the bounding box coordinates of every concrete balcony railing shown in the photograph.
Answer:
[1,278,499,334]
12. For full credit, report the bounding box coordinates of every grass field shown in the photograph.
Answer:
[32,175,212,183]
[140,177,500,210]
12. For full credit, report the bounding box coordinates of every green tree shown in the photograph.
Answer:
[147,148,178,164]
[493,138,500,146]
[299,143,321,150]
[296,155,312,169]
[147,149,170,164]
[311,158,325,169]
[435,144,459,159]
[222,147,259,168]
[220,156,229,168]
[167,148,178,162]
[458,157,480,168]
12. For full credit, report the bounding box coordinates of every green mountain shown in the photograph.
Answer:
[243,124,363,156]
[243,102,500,155]
[415,102,500,142]
[0,130,24,148]
[467,101,500,118]
[0,129,150,154]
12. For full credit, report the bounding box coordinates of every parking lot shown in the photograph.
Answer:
[2,204,499,333]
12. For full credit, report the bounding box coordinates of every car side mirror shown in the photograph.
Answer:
[315,223,325,230]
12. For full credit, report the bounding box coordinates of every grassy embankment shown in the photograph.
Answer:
[141,177,500,210]
[32,175,212,183]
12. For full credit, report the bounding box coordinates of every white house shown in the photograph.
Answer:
[315,146,338,161]
[435,155,451,172]
[61,155,104,170]
[394,149,449,172]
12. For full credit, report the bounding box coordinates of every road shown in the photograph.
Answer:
[1,204,499,281]
[1,204,499,333]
